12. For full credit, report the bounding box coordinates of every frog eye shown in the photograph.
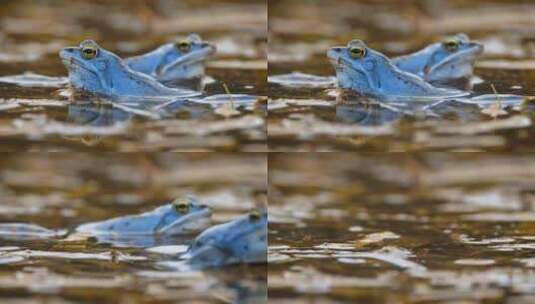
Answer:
[443,39,459,52]
[81,46,98,60]
[348,46,366,59]
[174,203,190,214]
[172,197,191,213]
[175,40,192,53]
[248,211,261,222]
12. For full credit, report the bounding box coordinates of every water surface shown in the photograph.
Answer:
[269,153,535,303]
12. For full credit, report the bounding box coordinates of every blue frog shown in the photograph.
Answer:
[393,33,483,84]
[125,33,215,87]
[327,39,467,100]
[183,210,267,268]
[0,196,212,247]
[59,40,200,98]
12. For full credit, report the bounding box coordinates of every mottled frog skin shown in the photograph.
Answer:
[59,40,200,98]
[125,33,215,85]
[76,196,212,236]
[183,211,267,268]
[327,40,466,100]
[393,33,483,83]
[0,196,211,242]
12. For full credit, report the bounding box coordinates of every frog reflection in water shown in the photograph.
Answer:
[68,102,133,127]
[59,40,200,98]
[183,211,267,268]
[327,39,470,100]
[67,100,212,127]
[392,33,483,84]
[125,33,216,89]
[0,196,212,247]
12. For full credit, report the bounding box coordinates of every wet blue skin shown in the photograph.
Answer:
[0,223,67,240]
[76,197,212,236]
[392,33,483,83]
[0,197,211,244]
[327,40,467,100]
[59,40,200,98]
[125,33,216,84]
[183,211,267,268]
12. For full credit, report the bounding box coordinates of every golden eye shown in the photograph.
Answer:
[174,203,189,214]
[81,47,97,60]
[172,197,190,213]
[248,211,261,222]
[176,40,191,53]
[349,46,366,59]
[443,39,459,52]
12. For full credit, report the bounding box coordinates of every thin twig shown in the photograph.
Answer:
[222,82,235,109]
[490,83,502,105]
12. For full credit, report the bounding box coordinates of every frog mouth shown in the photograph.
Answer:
[327,50,359,71]
[182,244,235,267]
[156,207,213,235]
[156,45,216,76]
[180,45,216,64]
[329,55,366,76]
[61,56,99,77]
[327,49,343,67]
[328,56,343,67]
[432,43,483,71]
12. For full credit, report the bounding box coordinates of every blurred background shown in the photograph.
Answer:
[269,153,535,303]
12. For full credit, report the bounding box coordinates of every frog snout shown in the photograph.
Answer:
[327,48,343,62]
[470,42,484,54]
[327,47,343,55]
[202,43,216,54]
[59,48,77,59]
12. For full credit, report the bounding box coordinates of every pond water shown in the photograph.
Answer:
[268,0,535,151]
[0,153,267,303]
[0,0,267,152]
[269,153,535,303]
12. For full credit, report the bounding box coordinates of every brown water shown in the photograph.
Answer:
[269,153,535,303]
[0,153,267,303]
[0,0,267,152]
[268,0,535,151]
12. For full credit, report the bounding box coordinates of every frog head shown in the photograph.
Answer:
[59,40,124,95]
[76,195,212,236]
[183,210,267,268]
[151,33,216,82]
[155,196,213,235]
[423,33,483,82]
[327,40,392,95]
